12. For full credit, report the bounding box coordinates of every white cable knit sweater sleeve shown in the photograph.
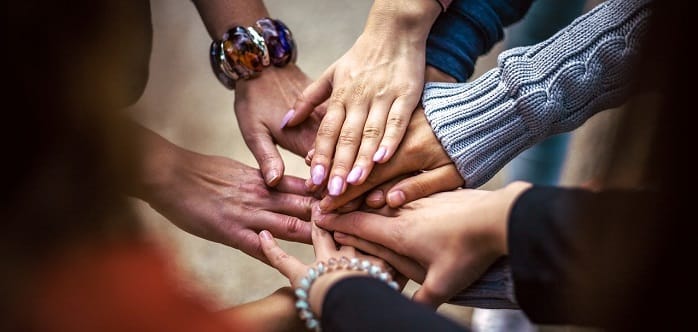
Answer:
[422,0,651,188]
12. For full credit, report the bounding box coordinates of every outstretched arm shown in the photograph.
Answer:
[423,0,652,188]
[127,122,314,263]
[193,0,323,186]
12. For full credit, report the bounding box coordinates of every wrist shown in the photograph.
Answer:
[425,65,457,83]
[128,126,181,201]
[294,258,398,331]
[307,270,366,317]
[364,0,441,41]
[496,181,533,255]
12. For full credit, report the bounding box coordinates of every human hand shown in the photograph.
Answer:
[258,205,400,317]
[234,64,325,186]
[133,126,316,263]
[284,0,442,197]
[316,109,463,212]
[315,182,532,307]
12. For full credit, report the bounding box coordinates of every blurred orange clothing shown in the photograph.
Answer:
[24,241,250,332]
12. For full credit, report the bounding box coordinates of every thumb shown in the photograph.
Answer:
[385,165,463,208]
[412,261,467,308]
[259,230,305,286]
[286,68,334,128]
[245,131,285,186]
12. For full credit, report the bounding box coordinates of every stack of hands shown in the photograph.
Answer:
[134,0,521,313]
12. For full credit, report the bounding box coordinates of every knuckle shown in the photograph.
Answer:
[337,130,358,146]
[317,121,339,138]
[362,126,382,140]
[386,116,407,132]
[282,215,305,235]
[409,179,431,197]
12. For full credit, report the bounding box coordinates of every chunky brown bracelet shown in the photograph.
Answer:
[210,18,296,90]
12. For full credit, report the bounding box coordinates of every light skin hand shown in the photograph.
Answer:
[317,109,463,212]
[131,125,316,264]
[284,0,442,197]
[258,205,398,317]
[235,65,325,186]
[315,181,533,308]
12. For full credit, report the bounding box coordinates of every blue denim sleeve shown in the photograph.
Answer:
[426,0,533,82]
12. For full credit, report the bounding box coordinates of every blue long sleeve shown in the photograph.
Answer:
[426,0,533,82]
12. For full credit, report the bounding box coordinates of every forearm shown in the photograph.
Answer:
[426,0,533,82]
[509,186,660,326]
[192,0,270,38]
[322,277,466,331]
[364,0,442,43]
[423,0,652,188]
[218,287,304,332]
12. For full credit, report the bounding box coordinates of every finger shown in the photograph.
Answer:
[333,231,425,282]
[246,210,312,244]
[244,131,285,187]
[314,211,405,255]
[233,229,270,264]
[363,175,409,209]
[346,99,391,185]
[267,191,314,220]
[319,159,407,212]
[310,103,345,187]
[327,104,369,196]
[311,212,338,260]
[374,96,416,163]
[385,165,463,208]
[259,230,307,284]
[304,148,314,166]
[285,68,334,128]
[276,174,314,196]
[412,259,479,308]
[365,189,387,209]
[335,196,363,213]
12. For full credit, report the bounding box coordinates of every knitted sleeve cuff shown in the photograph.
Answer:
[423,0,651,188]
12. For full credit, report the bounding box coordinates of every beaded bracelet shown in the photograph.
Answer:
[209,17,296,90]
[294,257,399,332]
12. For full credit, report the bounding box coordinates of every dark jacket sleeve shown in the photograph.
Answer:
[321,276,468,331]
[426,0,533,82]
[508,186,660,327]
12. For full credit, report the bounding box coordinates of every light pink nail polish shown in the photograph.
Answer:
[346,166,363,184]
[311,165,325,185]
[328,176,343,196]
[373,146,387,162]
[280,109,295,129]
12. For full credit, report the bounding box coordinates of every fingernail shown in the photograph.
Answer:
[387,190,406,206]
[328,176,343,196]
[346,166,363,184]
[259,230,272,240]
[334,232,346,239]
[373,146,387,162]
[280,109,295,129]
[367,189,384,203]
[265,170,279,185]
[311,165,325,185]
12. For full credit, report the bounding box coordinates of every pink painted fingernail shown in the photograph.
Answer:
[328,176,343,196]
[373,146,387,162]
[311,165,325,185]
[346,166,363,184]
[280,109,295,129]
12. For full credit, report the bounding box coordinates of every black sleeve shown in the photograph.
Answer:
[508,186,660,327]
[321,276,468,332]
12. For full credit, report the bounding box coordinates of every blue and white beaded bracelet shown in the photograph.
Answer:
[294,257,399,331]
